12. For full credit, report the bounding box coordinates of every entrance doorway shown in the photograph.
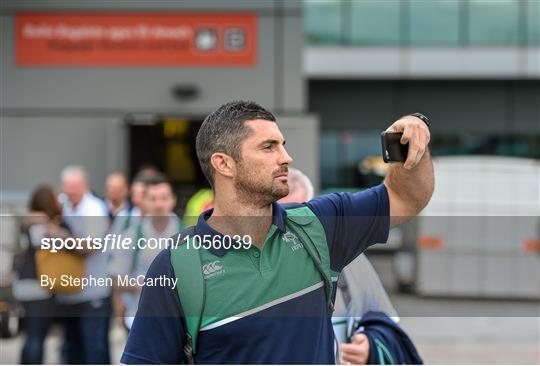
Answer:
[126,115,209,215]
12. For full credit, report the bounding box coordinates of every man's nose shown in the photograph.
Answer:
[280,146,293,166]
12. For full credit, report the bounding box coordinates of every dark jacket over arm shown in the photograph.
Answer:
[356,311,423,365]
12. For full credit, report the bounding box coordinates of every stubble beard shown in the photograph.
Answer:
[234,163,289,207]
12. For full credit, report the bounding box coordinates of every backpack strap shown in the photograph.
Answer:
[122,209,133,231]
[132,222,143,272]
[285,206,337,313]
[170,207,336,362]
[169,226,203,364]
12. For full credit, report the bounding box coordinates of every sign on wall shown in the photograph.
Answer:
[16,13,257,67]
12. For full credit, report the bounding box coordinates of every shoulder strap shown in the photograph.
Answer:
[132,222,143,272]
[169,226,203,364]
[122,209,132,231]
[285,206,335,313]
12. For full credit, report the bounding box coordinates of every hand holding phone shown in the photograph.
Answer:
[381,131,408,163]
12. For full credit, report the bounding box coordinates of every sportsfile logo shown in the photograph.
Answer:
[283,231,303,251]
[202,260,225,279]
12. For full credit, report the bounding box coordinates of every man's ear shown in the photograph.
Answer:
[210,152,235,180]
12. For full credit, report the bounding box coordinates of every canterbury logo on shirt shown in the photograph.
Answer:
[202,260,225,279]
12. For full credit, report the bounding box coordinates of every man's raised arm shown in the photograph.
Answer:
[383,114,435,228]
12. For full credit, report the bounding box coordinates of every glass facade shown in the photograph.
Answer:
[351,1,401,45]
[528,0,540,45]
[469,0,520,45]
[310,80,540,189]
[304,0,540,46]
[320,131,540,189]
[304,0,342,44]
[410,1,461,45]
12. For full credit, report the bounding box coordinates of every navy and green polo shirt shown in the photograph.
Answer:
[121,184,390,364]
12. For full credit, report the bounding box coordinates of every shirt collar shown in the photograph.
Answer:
[195,202,288,257]
[107,199,128,214]
[65,192,91,214]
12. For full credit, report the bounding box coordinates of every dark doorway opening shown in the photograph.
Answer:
[126,115,209,215]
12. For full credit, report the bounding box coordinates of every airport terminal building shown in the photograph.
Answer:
[2,0,539,206]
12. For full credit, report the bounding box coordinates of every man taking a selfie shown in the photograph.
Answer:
[121,100,433,364]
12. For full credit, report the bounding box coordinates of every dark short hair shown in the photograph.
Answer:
[196,100,276,187]
[132,174,154,186]
[144,173,173,194]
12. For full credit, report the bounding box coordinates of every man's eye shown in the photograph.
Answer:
[263,145,273,150]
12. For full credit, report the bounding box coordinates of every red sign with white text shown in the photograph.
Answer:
[16,13,257,67]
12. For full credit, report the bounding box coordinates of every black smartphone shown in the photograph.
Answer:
[381,131,408,163]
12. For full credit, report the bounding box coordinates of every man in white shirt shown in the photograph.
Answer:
[59,165,111,364]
